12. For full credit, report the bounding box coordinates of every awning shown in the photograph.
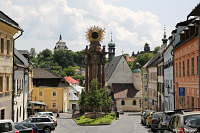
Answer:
[28,101,46,106]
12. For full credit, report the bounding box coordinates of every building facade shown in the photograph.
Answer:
[141,62,149,111]
[163,43,174,111]
[0,11,22,120]
[32,68,70,112]
[105,55,141,111]
[14,49,30,122]
[174,18,199,109]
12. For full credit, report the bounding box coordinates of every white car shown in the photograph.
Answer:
[0,120,15,133]
[37,112,57,126]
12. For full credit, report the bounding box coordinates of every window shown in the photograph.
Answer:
[53,91,56,96]
[39,91,42,96]
[132,100,136,105]
[1,109,5,119]
[7,40,10,55]
[187,96,190,108]
[176,63,178,77]
[179,62,181,76]
[6,76,9,92]
[191,97,194,108]
[0,77,3,92]
[1,38,4,54]
[144,85,147,91]
[121,100,125,105]
[182,61,185,76]
[144,74,147,79]
[0,122,12,132]
[187,59,190,75]
[192,57,194,75]
[197,56,199,74]
[19,106,21,117]
[145,98,148,101]
[52,103,56,108]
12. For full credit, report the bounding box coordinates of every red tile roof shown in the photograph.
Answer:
[64,76,79,84]
[112,83,139,99]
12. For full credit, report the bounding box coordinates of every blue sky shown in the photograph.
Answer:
[0,0,199,56]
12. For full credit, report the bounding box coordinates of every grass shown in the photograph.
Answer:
[74,114,116,125]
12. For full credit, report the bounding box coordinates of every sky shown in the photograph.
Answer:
[0,0,199,56]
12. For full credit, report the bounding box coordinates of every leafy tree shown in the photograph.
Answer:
[153,46,160,54]
[79,79,112,117]
[64,66,76,76]
[135,53,154,67]
[53,50,74,68]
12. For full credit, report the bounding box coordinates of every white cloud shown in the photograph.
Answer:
[0,0,164,55]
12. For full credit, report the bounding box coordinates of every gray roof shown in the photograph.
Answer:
[18,50,29,55]
[0,11,22,31]
[146,53,161,68]
[33,68,62,79]
[105,55,122,82]
[14,48,29,67]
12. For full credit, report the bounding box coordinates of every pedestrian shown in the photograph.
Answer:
[116,111,119,120]
[56,111,60,118]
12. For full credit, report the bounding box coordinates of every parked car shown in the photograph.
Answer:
[14,124,33,133]
[161,111,200,133]
[146,112,154,128]
[141,110,154,125]
[157,110,176,131]
[15,122,38,133]
[151,112,164,132]
[23,116,56,133]
[37,112,57,126]
[0,120,15,133]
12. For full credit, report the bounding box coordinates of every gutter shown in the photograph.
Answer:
[12,30,23,121]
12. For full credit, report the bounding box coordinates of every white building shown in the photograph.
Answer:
[163,43,174,111]
[14,49,30,122]
[69,84,84,112]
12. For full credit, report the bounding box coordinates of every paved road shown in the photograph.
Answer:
[52,112,152,133]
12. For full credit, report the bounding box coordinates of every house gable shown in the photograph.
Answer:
[107,56,133,83]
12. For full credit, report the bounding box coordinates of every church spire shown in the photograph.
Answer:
[108,32,115,61]
[111,32,112,42]
[162,26,168,46]
[59,34,62,40]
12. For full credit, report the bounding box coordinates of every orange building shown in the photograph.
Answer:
[174,19,199,109]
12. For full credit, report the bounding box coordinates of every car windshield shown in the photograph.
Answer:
[163,114,172,122]
[153,113,163,118]
[47,113,53,116]
[184,114,200,128]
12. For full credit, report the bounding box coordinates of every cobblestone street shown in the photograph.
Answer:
[52,112,151,133]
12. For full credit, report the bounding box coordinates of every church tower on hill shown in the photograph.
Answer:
[54,34,68,51]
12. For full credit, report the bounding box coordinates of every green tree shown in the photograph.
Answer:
[135,53,154,67]
[53,50,74,68]
[153,46,160,54]
[64,66,76,76]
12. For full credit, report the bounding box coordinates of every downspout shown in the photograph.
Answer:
[12,30,23,121]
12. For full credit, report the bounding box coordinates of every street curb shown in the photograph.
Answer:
[73,118,116,126]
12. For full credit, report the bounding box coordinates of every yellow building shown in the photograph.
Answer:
[0,11,23,120]
[32,68,69,113]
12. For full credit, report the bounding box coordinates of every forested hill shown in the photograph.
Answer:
[29,48,84,78]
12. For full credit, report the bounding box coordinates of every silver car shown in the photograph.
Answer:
[24,116,56,133]
[0,120,15,133]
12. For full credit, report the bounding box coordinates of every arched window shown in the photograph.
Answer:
[121,100,125,105]
[133,100,136,105]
